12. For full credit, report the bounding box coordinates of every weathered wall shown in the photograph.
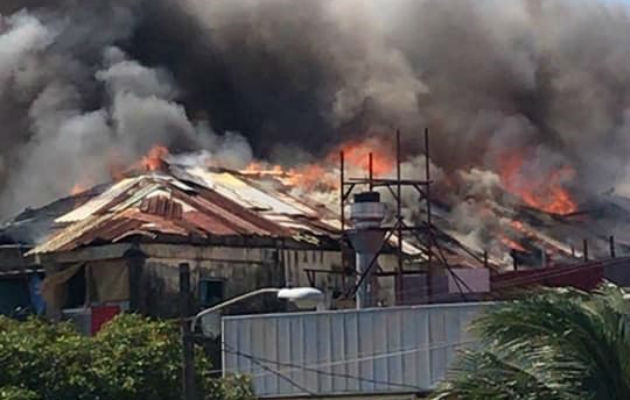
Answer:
[282,248,342,288]
[40,242,411,318]
[42,258,130,319]
[139,244,288,318]
[281,248,402,308]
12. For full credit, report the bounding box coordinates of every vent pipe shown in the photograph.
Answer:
[348,192,386,309]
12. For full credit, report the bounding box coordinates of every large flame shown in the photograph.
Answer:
[242,161,339,190]
[336,138,395,176]
[241,137,394,191]
[498,153,577,215]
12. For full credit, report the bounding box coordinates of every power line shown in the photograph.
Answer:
[223,342,314,395]
[224,347,422,391]
[208,265,610,391]
[222,338,475,391]
[200,329,480,378]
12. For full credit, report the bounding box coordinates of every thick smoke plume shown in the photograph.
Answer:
[0,0,628,220]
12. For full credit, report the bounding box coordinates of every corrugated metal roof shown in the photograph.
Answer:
[186,168,309,215]
[28,168,339,254]
[24,162,442,257]
[55,177,141,223]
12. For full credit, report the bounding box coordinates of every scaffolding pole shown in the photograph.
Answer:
[396,130,404,304]
[424,128,433,302]
[339,128,437,306]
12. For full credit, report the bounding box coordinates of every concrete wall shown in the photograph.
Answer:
[282,248,342,289]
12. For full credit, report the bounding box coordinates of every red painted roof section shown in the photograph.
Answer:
[490,258,630,292]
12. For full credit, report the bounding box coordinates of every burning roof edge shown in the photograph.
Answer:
[3,162,487,265]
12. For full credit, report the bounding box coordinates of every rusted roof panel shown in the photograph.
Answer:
[28,167,337,254]
[55,177,141,223]
[27,164,431,256]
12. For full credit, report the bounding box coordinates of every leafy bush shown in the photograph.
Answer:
[0,386,39,400]
[205,374,256,400]
[93,314,184,399]
[0,317,96,399]
[0,314,254,400]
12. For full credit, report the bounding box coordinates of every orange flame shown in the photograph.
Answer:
[498,152,577,215]
[140,145,169,172]
[287,164,338,190]
[241,162,338,191]
[335,138,395,176]
[242,137,394,192]
[242,162,286,176]
[68,144,170,195]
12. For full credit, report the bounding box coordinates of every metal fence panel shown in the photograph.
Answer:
[222,302,490,397]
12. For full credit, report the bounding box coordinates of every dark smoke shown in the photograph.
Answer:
[0,0,628,217]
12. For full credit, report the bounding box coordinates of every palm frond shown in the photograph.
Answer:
[433,284,630,400]
[433,347,578,400]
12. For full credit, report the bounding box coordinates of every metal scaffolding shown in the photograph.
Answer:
[339,128,436,304]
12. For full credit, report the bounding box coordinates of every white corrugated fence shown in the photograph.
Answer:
[222,302,491,397]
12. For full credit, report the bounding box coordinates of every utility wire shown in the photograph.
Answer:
[200,336,478,377]
[243,338,474,375]
[223,342,314,395]
[224,347,421,391]
[222,338,475,391]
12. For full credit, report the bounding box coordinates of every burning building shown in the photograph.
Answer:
[0,0,628,326]
[0,139,628,329]
[0,147,429,326]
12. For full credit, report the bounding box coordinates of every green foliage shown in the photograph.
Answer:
[0,313,254,400]
[432,284,630,400]
[93,314,184,399]
[0,386,39,400]
[0,317,97,399]
[204,374,256,400]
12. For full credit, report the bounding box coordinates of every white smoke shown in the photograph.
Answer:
[0,12,52,87]
[0,7,252,214]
